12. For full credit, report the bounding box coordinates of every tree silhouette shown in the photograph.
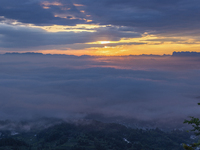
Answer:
[183,103,200,150]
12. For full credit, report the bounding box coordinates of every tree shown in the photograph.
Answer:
[183,103,200,150]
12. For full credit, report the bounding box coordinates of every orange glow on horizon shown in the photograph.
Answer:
[37,42,200,56]
[17,25,200,56]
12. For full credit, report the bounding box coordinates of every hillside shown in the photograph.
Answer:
[0,120,195,150]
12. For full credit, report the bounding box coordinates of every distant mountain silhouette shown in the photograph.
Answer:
[3,51,200,57]
[172,51,200,57]
[4,52,43,55]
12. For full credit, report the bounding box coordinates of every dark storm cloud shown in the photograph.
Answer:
[0,54,200,128]
[1,0,200,50]
[1,0,200,34]
[0,24,141,48]
[76,0,200,34]
[0,0,87,25]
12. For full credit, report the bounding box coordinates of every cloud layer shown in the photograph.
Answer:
[0,0,200,53]
[0,24,141,48]
[1,0,200,32]
[0,54,200,128]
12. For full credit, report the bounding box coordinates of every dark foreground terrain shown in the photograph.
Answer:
[0,120,195,150]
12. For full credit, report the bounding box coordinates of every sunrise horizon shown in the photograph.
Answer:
[1,1,200,149]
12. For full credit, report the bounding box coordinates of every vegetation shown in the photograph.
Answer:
[0,120,194,150]
[183,103,200,149]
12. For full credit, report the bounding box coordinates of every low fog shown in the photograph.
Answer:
[0,53,200,129]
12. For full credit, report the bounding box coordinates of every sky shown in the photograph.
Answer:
[0,0,200,55]
[1,0,200,129]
